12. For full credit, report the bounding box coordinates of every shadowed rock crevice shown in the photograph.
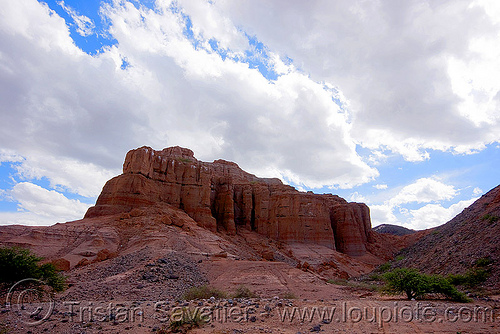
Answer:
[86,146,374,256]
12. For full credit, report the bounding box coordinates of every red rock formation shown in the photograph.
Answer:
[330,203,371,256]
[50,258,71,271]
[86,146,216,231]
[86,146,374,256]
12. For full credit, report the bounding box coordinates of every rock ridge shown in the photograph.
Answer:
[86,146,374,256]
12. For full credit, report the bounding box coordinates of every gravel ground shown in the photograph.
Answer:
[59,247,209,302]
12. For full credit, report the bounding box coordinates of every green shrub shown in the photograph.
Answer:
[326,278,348,285]
[280,290,296,299]
[475,257,493,267]
[382,268,469,302]
[377,262,391,273]
[481,214,499,224]
[447,257,491,289]
[0,246,66,292]
[168,307,207,332]
[368,273,382,281]
[176,157,191,163]
[328,277,380,291]
[447,273,466,286]
[182,285,226,300]
[447,267,489,288]
[232,285,257,298]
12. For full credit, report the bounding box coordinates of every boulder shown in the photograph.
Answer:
[94,248,116,262]
[50,258,70,271]
[75,258,91,268]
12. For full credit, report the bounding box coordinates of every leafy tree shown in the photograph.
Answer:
[382,268,428,299]
[427,274,470,302]
[0,246,66,292]
[382,268,469,302]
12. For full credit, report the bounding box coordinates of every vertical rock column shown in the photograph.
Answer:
[211,177,237,235]
[180,162,217,232]
[251,183,271,236]
[233,184,253,229]
[330,204,368,256]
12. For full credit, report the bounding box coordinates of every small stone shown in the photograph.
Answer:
[311,324,321,332]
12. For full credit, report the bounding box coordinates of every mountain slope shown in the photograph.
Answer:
[373,224,416,236]
[398,184,500,289]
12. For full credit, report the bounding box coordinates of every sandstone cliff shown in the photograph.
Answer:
[86,146,373,256]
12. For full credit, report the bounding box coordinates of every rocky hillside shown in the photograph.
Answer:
[398,184,500,289]
[373,224,416,236]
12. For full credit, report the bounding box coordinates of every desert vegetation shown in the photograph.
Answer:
[164,306,207,333]
[447,257,492,288]
[0,246,66,292]
[382,268,470,302]
[232,285,257,298]
[182,285,227,300]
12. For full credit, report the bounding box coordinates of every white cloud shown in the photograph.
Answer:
[0,211,62,226]
[269,52,294,75]
[389,177,457,207]
[367,150,389,165]
[406,198,477,230]
[399,207,409,215]
[0,0,378,194]
[473,187,483,196]
[0,0,149,196]
[178,0,248,52]
[446,0,500,132]
[374,184,388,190]
[57,0,95,37]
[12,154,118,198]
[0,189,7,201]
[370,204,399,226]
[349,192,367,203]
[215,0,500,160]
[0,0,498,228]
[370,177,473,230]
[6,182,90,225]
[0,149,24,164]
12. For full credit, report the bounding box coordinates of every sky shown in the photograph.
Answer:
[0,0,499,230]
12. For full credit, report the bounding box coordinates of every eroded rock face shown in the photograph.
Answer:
[86,146,373,256]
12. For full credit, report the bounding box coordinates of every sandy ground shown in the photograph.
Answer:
[1,295,499,333]
[1,256,499,334]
